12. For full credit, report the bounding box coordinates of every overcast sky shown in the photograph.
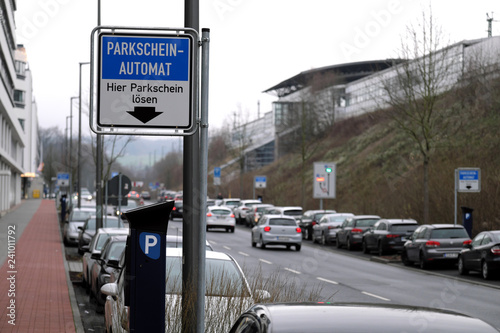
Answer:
[15,0,499,134]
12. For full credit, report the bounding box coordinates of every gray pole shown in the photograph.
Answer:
[454,169,457,226]
[69,97,77,210]
[95,0,103,230]
[78,62,89,209]
[183,1,203,332]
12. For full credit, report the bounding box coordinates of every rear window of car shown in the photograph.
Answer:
[431,228,469,239]
[211,209,231,215]
[104,218,123,228]
[355,219,378,227]
[391,224,418,232]
[269,218,296,226]
[284,210,302,216]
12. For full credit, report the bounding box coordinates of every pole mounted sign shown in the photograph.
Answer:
[313,162,336,199]
[90,26,198,136]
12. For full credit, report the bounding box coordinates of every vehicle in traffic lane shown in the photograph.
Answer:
[401,224,471,269]
[458,230,500,280]
[251,214,302,251]
[299,209,336,240]
[245,203,274,228]
[170,200,183,220]
[362,218,418,255]
[206,205,236,232]
[336,215,380,250]
[229,302,500,333]
[312,213,354,245]
[233,199,263,225]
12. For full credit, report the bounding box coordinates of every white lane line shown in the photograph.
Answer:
[316,277,339,285]
[259,259,273,265]
[223,246,231,250]
[362,291,391,301]
[210,241,218,245]
[238,252,249,257]
[284,267,301,274]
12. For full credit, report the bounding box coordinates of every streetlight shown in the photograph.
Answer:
[69,96,78,210]
[78,62,90,209]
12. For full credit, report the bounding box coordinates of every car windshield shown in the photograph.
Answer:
[284,210,302,216]
[256,206,270,213]
[391,224,418,232]
[96,234,111,251]
[356,219,378,227]
[70,210,93,221]
[165,257,250,297]
[431,228,469,239]
[328,216,349,222]
[269,218,296,226]
[103,218,123,228]
[225,201,239,207]
[211,209,231,215]
[106,242,126,261]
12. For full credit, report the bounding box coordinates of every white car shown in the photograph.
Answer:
[206,205,236,233]
[233,199,263,225]
[101,248,268,333]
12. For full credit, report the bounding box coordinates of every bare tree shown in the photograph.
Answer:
[381,9,455,224]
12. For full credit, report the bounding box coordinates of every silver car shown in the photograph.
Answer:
[251,214,302,251]
[312,213,354,245]
[63,207,95,245]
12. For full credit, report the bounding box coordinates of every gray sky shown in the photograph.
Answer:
[15,0,499,133]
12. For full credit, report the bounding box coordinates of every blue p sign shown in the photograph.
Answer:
[139,232,161,259]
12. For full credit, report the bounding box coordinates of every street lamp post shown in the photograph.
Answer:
[69,96,78,210]
[78,62,90,209]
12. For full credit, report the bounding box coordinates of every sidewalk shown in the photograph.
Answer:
[0,199,82,332]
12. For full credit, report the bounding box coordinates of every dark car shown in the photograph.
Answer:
[336,215,380,250]
[77,216,125,254]
[229,302,500,333]
[299,209,336,240]
[170,200,183,220]
[458,230,500,280]
[312,213,354,245]
[140,191,151,200]
[362,218,419,255]
[89,235,127,311]
[401,224,471,269]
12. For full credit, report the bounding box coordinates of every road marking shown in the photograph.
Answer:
[316,277,339,285]
[223,246,231,250]
[284,267,301,274]
[210,241,218,245]
[362,291,390,301]
[259,259,273,265]
[238,252,249,257]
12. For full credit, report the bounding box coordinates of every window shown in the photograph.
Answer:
[14,90,25,106]
[15,60,26,78]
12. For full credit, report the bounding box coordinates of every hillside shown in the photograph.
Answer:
[212,81,500,234]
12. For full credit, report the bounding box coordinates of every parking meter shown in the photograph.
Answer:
[461,206,474,238]
[123,201,174,332]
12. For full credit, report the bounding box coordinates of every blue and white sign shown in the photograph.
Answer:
[92,28,197,135]
[139,232,161,260]
[254,175,267,189]
[457,168,480,192]
[57,172,70,187]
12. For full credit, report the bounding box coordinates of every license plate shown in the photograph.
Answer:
[444,253,458,258]
[401,237,407,242]
[278,236,290,241]
[217,216,226,220]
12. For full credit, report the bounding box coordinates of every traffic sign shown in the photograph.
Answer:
[313,162,336,199]
[90,27,198,136]
[214,167,221,186]
[57,172,70,187]
[254,176,267,189]
[457,168,480,192]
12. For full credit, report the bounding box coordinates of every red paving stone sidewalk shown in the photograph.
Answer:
[0,200,76,332]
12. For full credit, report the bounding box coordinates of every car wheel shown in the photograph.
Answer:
[378,242,384,256]
[401,250,412,266]
[482,261,491,280]
[458,256,468,275]
[419,252,428,270]
[362,240,369,254]
[347,238,353,251]
[321,233,327,245]
[312,233,317,243]
[251,235,256,247]
[230,227,235,233]
[307,227,313,241]
[296,244,301,251]
[303,228,309,240]
[336,237,342,249]
[260,237,266,249]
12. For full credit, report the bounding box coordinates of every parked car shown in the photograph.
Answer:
[401,224,471,269]
[81,228,129,292]
[140,191,151,200]
[233,199,263,225]
[89,235,127,312]
[127,190,140,200]
[362,218,419,255]
[245,204,274,228]
[101,248,267,333]
[311,213,354,245]
[169,200,183,220]
[251,214,302,251]
[206,205,236,232]
[264,206,303,223]
[166,234,214,251]
[220,198,241,210]
[63,207,95,246]
[336,215,380,250]
[299,209,336,240]
[458,230,500,279]
[77,216,125,254]
[229,302,500,333]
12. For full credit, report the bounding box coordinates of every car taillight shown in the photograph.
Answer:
[463,240,472,245]
[312,221,317,226]
[352,228,363,233]
[206,212,212,217]
[386,234,399,238]
[230,214,235,218]
[172,207,177,211]
[425,240,441,247]
[264,226,271,232]
[491,246,500,255]
[296,227,302,233]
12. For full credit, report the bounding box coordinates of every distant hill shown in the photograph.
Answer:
[114,136,183,167]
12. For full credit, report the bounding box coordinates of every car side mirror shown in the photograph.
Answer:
[91,252,101,260]
[108,259,120,268]
[101,282,118,298]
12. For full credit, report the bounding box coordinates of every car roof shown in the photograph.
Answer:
[352,215,381,220]
[262,214,296,220]
[240,302,500,333]
[422,224,465,229]
[379,218,418,224]
[166,247,231,261]
[96,227,129,235]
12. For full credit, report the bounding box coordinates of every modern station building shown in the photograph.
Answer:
[0,1,39,216]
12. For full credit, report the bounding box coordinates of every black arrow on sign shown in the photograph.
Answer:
[127,106,163,124]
